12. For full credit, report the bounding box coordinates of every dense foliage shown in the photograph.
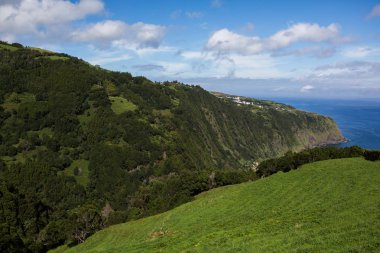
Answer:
[0,42,345,252]
[363,150,380,161]
[256,146,364,177]
[127,169,256,220]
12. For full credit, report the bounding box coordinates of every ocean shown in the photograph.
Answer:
[263,98,380,150]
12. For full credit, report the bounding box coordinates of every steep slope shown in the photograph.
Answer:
[177,88,345,168]
[0,41,345,251]
[0,41,344,171]
[54,158,380,253]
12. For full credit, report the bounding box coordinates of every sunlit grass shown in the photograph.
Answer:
[53,158,380,253]
[110,96,137,115]
[0,44,19,51]
[35,55,70,61]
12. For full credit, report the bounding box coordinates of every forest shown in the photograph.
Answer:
[0,41,347,252]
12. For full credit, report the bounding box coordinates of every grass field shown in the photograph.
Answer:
[0,44,19,51]
[52,158,380,253]
[109,96,137,114]
[35,55,70,61]
[29,47,54,53]
[60,159,90,187]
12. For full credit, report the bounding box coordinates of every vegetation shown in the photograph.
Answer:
[0,43,19,52]
[256,146,364,177]
[52,158,380,253]
[109,96,137,114]
[364,150,380,161]
[59,159,90,187]
[0,41,346,252]
[35,55,70,61]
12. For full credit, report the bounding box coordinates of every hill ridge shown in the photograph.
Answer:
[54,158,380,253]
[0,41,346,252]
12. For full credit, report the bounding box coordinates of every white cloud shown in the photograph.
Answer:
[0,0,22,4]
[180,51,206,59]
[300,84,314,92]
[178,50,288,79]
[295,61,380,98]
[0,0,166,50]
[200,22,209,30]
[154,61,191,76]
[268,23,343,49]
[206,23,347,56]
[170,10,203,19]
[228,54,288,79]
[185,11,203,19]
[0,0,104,40]
[312,61,380,80]
[273,87,286,92]
[71,20,166,49]
[132,64,166,72]
[368,4,380,18]
[206,28,263,54]
[89,53,131,65]
[211,0,222,8]
[342,47,376,58]
[130,46,176,56]
[288,61,380,98]
[242,22,255,32]
[177,76,380,99]
[273,46,336,58]
[170,9,182,19]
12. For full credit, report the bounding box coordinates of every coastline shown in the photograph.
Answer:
[313,137,349,149]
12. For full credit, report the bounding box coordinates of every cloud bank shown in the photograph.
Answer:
[206,23,347,55]
[71,20,166,49]
[0,0,166,50]
[0,0,103,40]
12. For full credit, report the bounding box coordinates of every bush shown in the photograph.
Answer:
[364,150,380,161]
[127,169,256,219]
[257,146,364,177]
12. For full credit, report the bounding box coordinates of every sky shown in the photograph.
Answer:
[0,0,380,99]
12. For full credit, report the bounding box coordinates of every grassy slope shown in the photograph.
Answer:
[0,44,19,51]
[55,158,380,253]
[109,96,137,115]
[35,55,70,61]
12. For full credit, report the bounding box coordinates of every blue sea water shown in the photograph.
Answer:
[264,98,380,150]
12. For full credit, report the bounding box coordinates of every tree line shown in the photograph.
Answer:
[256,146,380,177]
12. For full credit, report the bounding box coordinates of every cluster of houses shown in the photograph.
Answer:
[215,93,290,111]
[232,96,253,105]
[227,96,263,108]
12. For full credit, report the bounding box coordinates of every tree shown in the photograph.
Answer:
[69,203,103,244]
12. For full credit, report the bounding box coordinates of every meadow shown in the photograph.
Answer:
[53,158,380,253]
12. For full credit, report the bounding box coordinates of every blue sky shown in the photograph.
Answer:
[1,0,380,99]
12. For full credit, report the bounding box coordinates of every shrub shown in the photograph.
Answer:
[364,150,380,161]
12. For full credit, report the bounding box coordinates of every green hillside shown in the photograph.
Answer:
[0,41,346,252]
[54,158,380,253]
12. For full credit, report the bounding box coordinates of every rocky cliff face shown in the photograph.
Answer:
[293,115,346,150]
[175,88,346,168]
